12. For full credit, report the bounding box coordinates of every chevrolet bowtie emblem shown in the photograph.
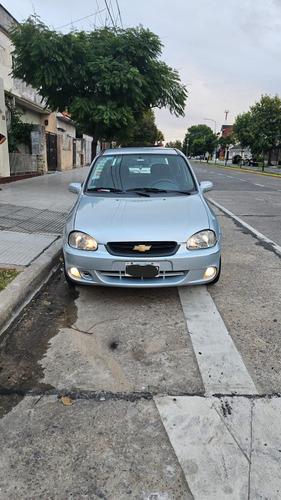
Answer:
[133,244,151,252]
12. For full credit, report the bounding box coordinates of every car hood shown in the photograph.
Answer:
[72,194,211,243]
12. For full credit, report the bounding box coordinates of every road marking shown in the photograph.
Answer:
[208,198,281,257]
[178,286,257,395]
[155,203,281,499]
[155,395,281,500]
[254,183,265,187]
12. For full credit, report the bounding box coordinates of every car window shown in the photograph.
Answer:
[86,154,196,193]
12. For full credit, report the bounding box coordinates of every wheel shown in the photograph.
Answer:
[64,265,77,287]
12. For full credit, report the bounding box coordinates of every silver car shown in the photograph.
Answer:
[63,147,221,287]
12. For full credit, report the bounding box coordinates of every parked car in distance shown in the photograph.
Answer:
[247,157,259,166]
[232,154,242,164]
[63,147,221,288]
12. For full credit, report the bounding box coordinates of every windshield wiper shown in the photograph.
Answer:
[125,187,167,195]
[87,187,124,193]
[170,190,193,195]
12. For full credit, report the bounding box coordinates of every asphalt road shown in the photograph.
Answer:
[192,162,281,247]
[0,163,280,499]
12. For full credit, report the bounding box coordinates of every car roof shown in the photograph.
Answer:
[100,147,183,157]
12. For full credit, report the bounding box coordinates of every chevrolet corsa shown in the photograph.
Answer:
[63,147,221,287]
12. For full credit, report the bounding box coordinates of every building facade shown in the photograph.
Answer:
[0,4,94,180]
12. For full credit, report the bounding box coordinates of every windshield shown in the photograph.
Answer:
[85,154,197,194]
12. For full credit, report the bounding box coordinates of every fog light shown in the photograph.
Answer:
[203,266,216,279]
[68,267,81,279]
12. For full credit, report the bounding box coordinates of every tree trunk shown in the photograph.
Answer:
[267,150,273,167]
[91,124,102,161]
[224,148,229,166]
[91,139,98,160]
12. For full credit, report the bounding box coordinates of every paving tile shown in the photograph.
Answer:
[0,231,58,265]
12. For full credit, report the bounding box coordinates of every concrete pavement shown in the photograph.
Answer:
[0,167,89,335]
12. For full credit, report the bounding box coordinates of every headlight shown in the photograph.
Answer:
[186,230,217,249]
[68,231,98,251]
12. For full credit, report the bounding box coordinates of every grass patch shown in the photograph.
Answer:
[0,268,20,291]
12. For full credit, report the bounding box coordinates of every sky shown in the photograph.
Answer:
[2,0,281,143]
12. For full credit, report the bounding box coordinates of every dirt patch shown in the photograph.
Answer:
[0,269,79,417]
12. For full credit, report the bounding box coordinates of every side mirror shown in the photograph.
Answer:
[200,181,213,193]
[68,183,82,194]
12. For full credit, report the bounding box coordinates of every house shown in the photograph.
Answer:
[0,5,50,178]
[228,144,252,162]
[219,124,233,159]
[0,4,94,181]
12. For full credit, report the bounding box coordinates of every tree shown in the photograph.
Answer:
[165,140,182,149]
[250,94,281,167]
[6,96,34,153]
[218,133,235,165]
[232,112,253,151]
[192,138,205,158]
[233,94,281,169]
[183,124,218,161]
[122,109,158,146]
[10,17,187,157]
[157,130,165,143]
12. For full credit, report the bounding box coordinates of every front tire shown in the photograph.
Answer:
[64,265,77,287]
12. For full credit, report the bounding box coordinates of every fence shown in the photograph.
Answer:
[9,153,40,175]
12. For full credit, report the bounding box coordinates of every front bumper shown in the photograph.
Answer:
[63,242,221,287]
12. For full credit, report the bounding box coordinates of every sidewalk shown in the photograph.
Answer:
[0,167,89,335]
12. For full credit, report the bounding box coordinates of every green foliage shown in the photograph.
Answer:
[232,112,253,149]
[250,95,281,157]
[192,138,205,156]
[0,268,20,291]
[165,140,182,149]
[157,130,165,142]
[5,97,34,152]
[218,133,235,148]
[233,95,281,166]
[10,17,188,154]
[121,110,158,146]
[219,133,235,164]
[183,124,218,159]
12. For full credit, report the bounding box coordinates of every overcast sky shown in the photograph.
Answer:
[2,0,281,143]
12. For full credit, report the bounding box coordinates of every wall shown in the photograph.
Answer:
[56,114,76,171]
[0,77,9,176]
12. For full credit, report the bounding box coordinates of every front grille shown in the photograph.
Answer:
[106,241,179,257]
[98,270,187,284]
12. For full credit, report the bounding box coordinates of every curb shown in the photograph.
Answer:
[0,238,63,338]
[202,162,281,178]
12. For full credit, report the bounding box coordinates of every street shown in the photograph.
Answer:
[0,164,281,499]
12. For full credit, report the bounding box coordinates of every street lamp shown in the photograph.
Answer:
[204,118,217,163]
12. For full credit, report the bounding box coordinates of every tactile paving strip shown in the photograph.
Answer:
[0,231,58,265]
[0,204,68,235]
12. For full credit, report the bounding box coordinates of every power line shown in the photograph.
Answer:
[56,8,107,30]
[104,0,116,28]
[55,0,123,31]
[115,0,123,28]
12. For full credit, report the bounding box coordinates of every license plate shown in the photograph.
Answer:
[125,262,159,278]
